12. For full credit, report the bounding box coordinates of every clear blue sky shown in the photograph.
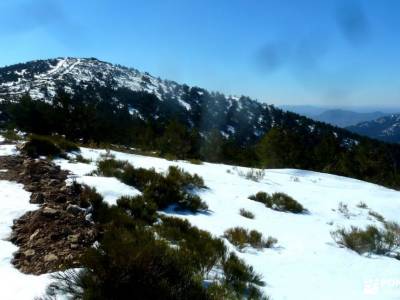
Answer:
[0,0,399,107]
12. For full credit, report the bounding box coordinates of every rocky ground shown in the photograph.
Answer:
[0,153,97,275]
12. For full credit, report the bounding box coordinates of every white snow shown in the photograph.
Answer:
[0,144,17,156]
[0,181,51,300]
[53,146,400,300]
[68,176,141,206]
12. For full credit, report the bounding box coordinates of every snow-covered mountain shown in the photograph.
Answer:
[0,57,357,144]
[347,114,400,143]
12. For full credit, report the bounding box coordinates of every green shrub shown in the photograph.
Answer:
[46,226,210,300]
[166,166,205,189]
[22,135,62,157]
[223,227,277,250]
[249,191,305,213]
[332,223,400,256]
[22,134,79,158]
[74,154,91,164]
[369,210,385,222]
[117,195,158,224]
[239,208,255,219]
[94,159,208,213]
[270,192,304,213]
[249,192,271,205]
[120,165,161,190]
[156,217,227,276]
[96,158,127,177]
[0,129,23,142]
[222,253,266,299]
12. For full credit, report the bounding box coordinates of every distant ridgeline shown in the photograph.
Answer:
[0,57,400,189]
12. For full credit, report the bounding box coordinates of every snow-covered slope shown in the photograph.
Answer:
[53,147,400,300]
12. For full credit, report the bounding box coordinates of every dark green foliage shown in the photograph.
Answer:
[22,135,62,158]
[117,195,158,224]
[95,159,208,213]
[119,165,161,191]
[96,158,127,177]
[332,223,400,256]
[269,192,305,213]
[4,91,400,189]
[249,191,305,213]
[166,165,205,189]
[240,208,255,219]
[249,192,271,205]
[21,134,79,158]
[223,227,277,250]
[47,226,210,300]
[222,253,266,299]
[156,217,227,276]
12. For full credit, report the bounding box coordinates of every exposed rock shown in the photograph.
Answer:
[44,253,58,262]
[67,204,82,215]
[31,192,44,204]
[24,249,35,257]
[42,207,59,217]
[0,154,98,275]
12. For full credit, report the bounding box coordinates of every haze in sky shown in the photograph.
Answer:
[0,0,399,107]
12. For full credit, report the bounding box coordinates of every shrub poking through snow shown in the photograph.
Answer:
[357,202,368,209]
[368,210,385,222]
[155,217,227,277]
[221,252,267,299]
[332,222,400,257]
[249,191,305,213]
[95,158,208,213]
[239,208,255,219]
[22,134,79,158]
[223,227,277,250]
[47,213,268,299]
[117,195,158,225]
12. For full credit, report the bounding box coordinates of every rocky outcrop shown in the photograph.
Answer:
[0,155,97,275]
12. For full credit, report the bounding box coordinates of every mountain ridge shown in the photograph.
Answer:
[347,114,400,143]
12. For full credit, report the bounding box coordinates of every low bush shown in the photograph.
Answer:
[223,227,277,250]
[222,253,266,299]
[22,135,62,157]
[96,158,127,177]
[156,217,227,276]
[22,134,79,158]
[95,158,208,213]
[249,191,305,213]
[357,202,368,209]
[239,208,255,219]
[117,195,158,225]
[332,223,400,257]
[249,192,271,205]
[369,210,385,222]
[46,226,210,300]
[166,166,205,190]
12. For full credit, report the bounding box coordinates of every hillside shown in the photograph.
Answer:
[1,58,400,190]
[347,114,400,143]
[1,135,400,299]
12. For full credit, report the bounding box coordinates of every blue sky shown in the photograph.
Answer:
[0,0,399,107]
